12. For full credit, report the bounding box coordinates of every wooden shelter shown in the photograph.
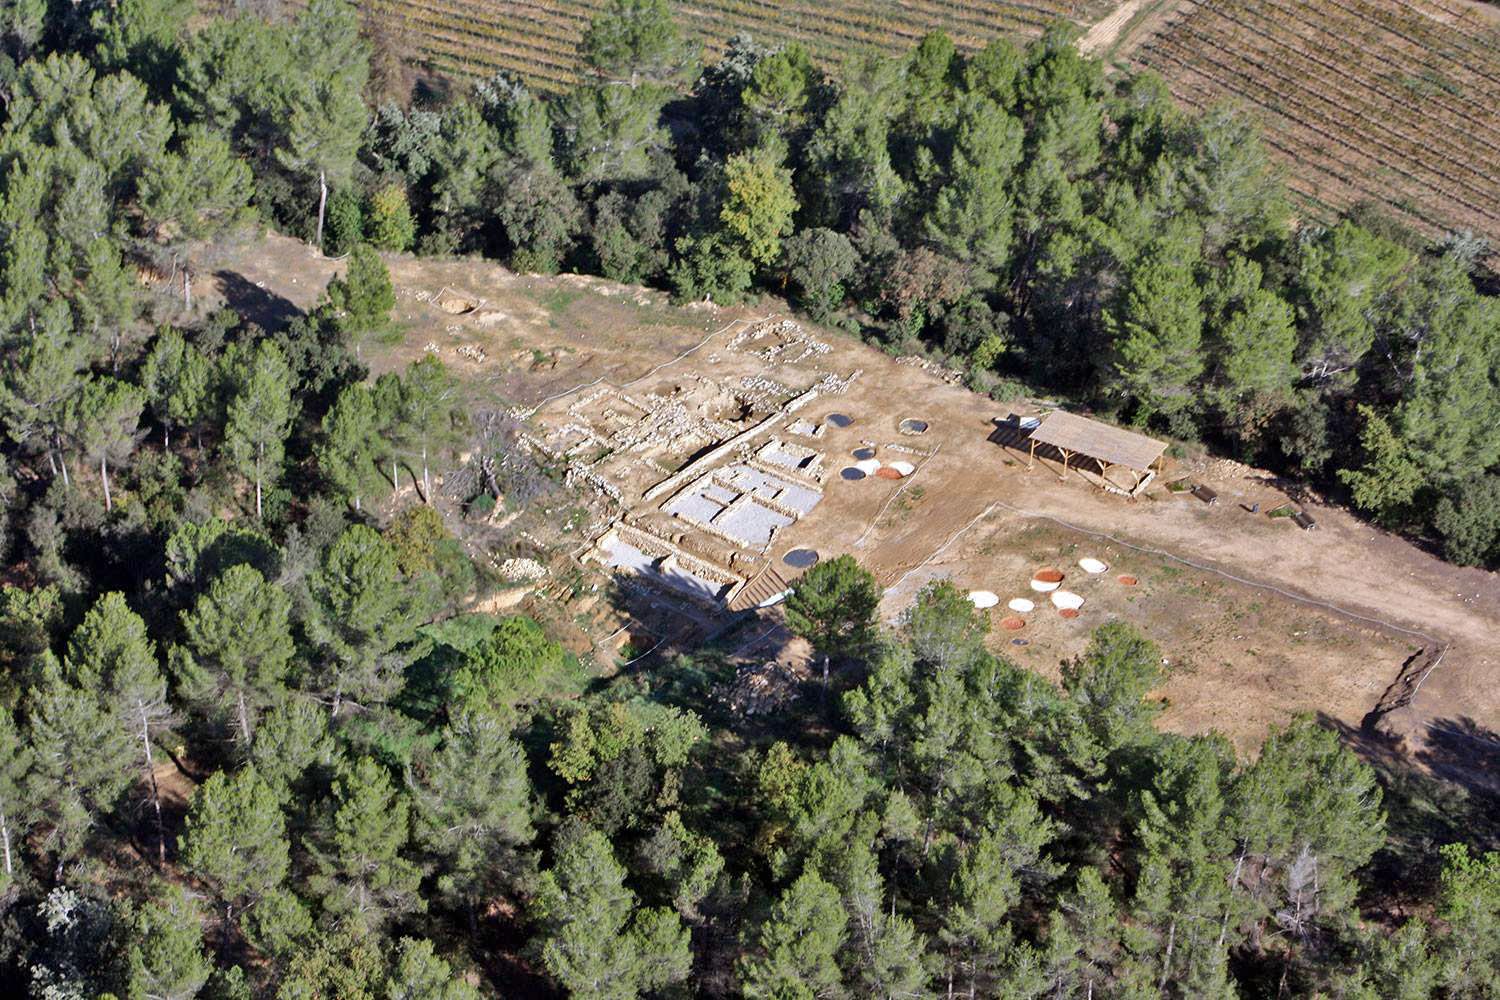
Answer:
[1025,411,1167,496]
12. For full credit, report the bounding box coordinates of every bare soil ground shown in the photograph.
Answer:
[193,234,1500,770]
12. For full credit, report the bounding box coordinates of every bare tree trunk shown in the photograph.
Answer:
[331,681,343,719]
[393,458,399,498]
[1219,849,1247,950]
[137,703,166,864]
[100,455,112,512]
[236,690,253,748]
[315,169,328,255]
[0,804,12,877]
[54,434,70,489]
[183,268,193,311]
[1158,919,1176,991]
[164,426,170,451]
[422,443,430,503]
[254,446,263,520]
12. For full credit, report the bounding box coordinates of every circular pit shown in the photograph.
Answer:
[783,548,819,569]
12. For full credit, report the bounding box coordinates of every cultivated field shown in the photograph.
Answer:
[357,0,1102,91]
[190,234,1500,767]
[1123,0,1500,248]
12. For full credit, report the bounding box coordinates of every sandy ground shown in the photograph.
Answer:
[191,234,1500,765]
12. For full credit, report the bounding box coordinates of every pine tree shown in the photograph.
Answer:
[248,695,336,797]
[384,938,482,1000]
[1061,621,1164,757]
[0,712,33,891]
[901,579,990,673]
[139,328,211,450]
[137,125,253,306]
[66,592,172,861]
[1230,717,1384,958]
[532,827,692,998]
[1130,735,1238,997]
[1339,406,1423,527]
[64,376,143,511]
[938,791,1059,997]
[830,838,930,998]
[122,883,213,1000]
[1105,224,1206,424]
[325,244,396,352]
[276,0,369,252]
[315,382,378,511]
[1434,843,1500,997]
[1202,256,1297,445]
[27,661,136,877]
[399,355,457,504]
[308,524,424,716]
[410,708,535,922]
[784,555,880,689]
[0,308,85,487]
[223,340,293,520]
[310,755,423,933]
[739,869,848,998]
[924,93,1024,279]
[173,563,294,748]
[178,767,290,928]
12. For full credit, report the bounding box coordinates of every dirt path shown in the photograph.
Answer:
[1078,0,1146,54]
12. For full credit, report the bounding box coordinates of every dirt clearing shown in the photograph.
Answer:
[192,234,1500,764]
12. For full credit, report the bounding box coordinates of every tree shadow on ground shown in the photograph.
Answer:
[1320,711,1500,919]
[213,269,303,330]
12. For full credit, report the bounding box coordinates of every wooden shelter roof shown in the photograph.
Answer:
[1028,411,1167,472]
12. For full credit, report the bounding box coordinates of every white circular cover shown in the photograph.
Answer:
[1030,578,1061,592]
[854,458,881,475]
[1007,597,1035,613]
[888,461,915,476]
[968,590,999,609]
[1078,557,1108,574]
[1050,590,1084,610]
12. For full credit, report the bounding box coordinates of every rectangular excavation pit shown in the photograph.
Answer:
[714,500,794,548]
[599,535,736,603]
[665,490,728,524]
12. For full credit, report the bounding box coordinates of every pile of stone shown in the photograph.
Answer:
[719,660,805,716]
[498,557,547,583]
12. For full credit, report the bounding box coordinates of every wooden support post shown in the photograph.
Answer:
[1028,437,1036,470]
[1061,449,1071,478]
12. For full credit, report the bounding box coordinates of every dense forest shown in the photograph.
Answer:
[0,0,1495,997]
